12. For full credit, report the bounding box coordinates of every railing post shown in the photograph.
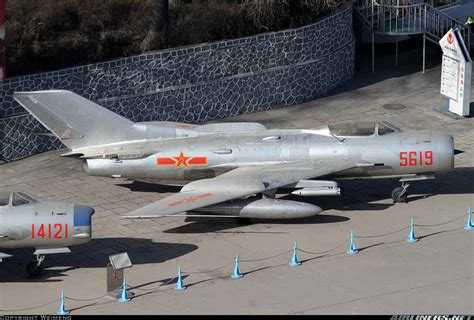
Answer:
[372,32,375,73]
[423,4,427,74]
[371,0,375,73]
[423,32,426,74]
[395,38,398,67]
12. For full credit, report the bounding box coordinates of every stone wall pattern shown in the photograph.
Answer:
[0,5,354,161]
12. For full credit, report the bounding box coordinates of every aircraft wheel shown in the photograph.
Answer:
[391,187,407,203]
[26,261,43,278]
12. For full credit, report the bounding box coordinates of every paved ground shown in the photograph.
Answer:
[0,45,473,315]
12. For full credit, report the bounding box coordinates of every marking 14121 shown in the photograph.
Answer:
[31,224,68,239]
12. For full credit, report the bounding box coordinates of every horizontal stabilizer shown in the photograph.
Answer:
[34,247,71,255]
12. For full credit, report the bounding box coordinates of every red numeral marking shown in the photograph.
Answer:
[400,151,433,167]
[54,224,63,239]
[409,152,417,166]
[400,152,408,166]
[31,224,68,239]
[425,151,433,165]
[38,224,45,239]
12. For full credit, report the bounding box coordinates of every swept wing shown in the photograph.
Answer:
[127,159,366,218]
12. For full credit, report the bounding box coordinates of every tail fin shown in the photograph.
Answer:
[13,90,134,151]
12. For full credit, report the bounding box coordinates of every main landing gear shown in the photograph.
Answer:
[391,182,409,203]
[26,254,45,277]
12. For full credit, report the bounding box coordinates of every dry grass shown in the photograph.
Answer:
[5,0,343,77]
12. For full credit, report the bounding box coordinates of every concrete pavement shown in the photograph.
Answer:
[0,45,473,314]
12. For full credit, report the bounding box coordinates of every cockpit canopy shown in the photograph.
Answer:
[0,191,37,207]
[328,121,400,137]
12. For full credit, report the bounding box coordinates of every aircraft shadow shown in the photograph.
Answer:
[122,167,473,235]
[116,181,181,193]
[0,238,198,282]
[302,167,474,211]
[163,214,349,234]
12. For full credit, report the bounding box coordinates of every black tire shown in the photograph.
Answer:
[26,261,42,278]
[391,187,407,203]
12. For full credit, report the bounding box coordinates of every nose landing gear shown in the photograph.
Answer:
[392,182,409,203]
[26,254,45,278]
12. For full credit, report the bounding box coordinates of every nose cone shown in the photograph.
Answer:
[74,205,95,227]
[443,133,454,170]
[434,132,454,171]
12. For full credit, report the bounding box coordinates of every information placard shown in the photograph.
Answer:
[440,55,459,101]
[439,28,472,116]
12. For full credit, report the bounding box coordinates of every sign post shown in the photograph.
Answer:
[439,28,472,117]
[107,252,133,299]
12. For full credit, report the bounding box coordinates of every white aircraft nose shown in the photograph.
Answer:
[434,132,454,170]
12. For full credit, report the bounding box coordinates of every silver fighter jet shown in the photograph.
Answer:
[0,191,94,277]
[14,90,454,220]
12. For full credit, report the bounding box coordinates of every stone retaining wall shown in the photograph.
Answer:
[0,4,354,161]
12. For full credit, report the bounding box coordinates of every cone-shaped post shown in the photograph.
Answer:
[347,229,359,254]
[407,218,419,243]
[289,241,301,266]
[57,289,70,315]
[118,275,131,302]
[175,266,186,291]
[464,206,474,230]
[231,254,243,279]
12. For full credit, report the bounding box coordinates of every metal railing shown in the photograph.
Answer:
[410,0,461,8]
[424,2,471,47]
[371,1,425,34]
[353,0,471,45]
[352,0,471,72]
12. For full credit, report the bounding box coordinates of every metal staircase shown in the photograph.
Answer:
[352,0,472,71]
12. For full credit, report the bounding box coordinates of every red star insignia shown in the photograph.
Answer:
[173,151,191,168]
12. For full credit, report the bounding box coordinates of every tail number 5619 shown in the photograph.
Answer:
[400,151,433,167]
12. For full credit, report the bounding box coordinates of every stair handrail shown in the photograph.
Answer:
[371,1,426,34]
[424,2,471,46]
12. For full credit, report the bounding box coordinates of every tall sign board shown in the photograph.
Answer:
[439,28,472,116]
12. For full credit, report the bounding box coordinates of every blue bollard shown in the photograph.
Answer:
[406,218,419,243]
[289,241,301,266]
[57,289,70,315]
[464,206,474,230]
[118,275,131,302]
[347,229,359,254]
[231,254,243,279]
[175,266,186,291]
